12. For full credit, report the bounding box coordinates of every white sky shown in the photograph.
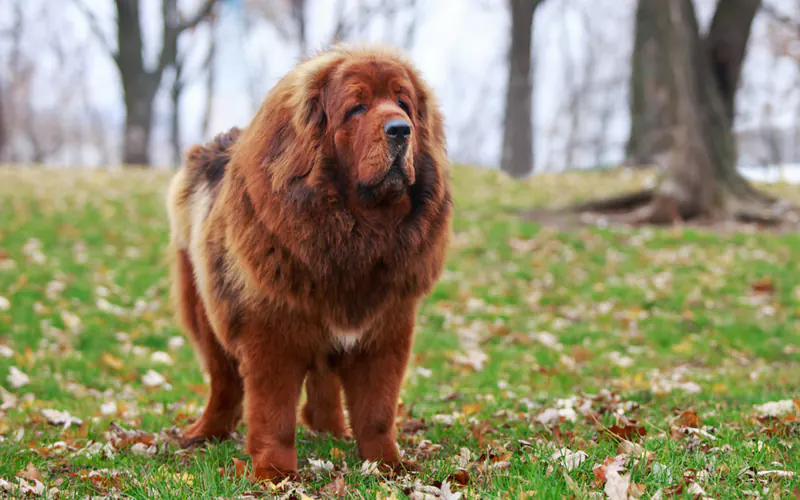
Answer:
[2,0,799,169]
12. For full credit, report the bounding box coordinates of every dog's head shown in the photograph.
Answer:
[239,45,445,210]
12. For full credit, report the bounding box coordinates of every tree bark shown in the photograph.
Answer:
[170,61,184,167]
[626,0,759,165]
[291,0,307,57]
[705,0,761,123]
[572,0,791,225]
[0,85,6,161]
[75,0,217,166]
[500,0,543,178]
[625,0,673,165]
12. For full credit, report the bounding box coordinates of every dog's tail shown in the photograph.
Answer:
[184,127,243,186]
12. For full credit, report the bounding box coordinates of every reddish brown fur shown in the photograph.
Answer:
[166,45,451,480]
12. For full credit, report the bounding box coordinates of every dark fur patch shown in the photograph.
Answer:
[187,127,241,196]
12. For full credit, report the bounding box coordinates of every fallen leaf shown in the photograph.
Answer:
[17,462,41,481]
[687,482,706,497]
[400,418,427,434]
[674,411,702,428]
[150,351,173,365]
[309,458,334,474]
[617,440,651,461]
[757,470,795,478]
[41,409,83,429]
[593,455,634,500]
[551,448,588,471]
[605,423,646,441]
[753,400,799,418]
[142,369,166,387]
[448,468,470,486]
[751,278,775,294]
[232,457,248,478]
[101,352,124,371]
[6,367,30,388]
[321,476,349,497]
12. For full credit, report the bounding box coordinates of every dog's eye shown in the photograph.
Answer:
[397,99,411,115]
[344,104,367,121]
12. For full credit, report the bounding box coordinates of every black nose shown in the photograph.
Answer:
[384,118,411,142]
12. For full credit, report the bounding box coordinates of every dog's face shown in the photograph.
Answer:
[246,48,444,214]
[324,58,419,206]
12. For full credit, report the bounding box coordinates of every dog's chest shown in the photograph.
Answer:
[329,327,367,352]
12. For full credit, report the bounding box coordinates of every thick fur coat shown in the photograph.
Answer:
[166,45,452,479]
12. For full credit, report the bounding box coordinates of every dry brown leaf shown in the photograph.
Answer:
[17,462,41,481]
[233,457,248,478]
[751,278,775,295]
[592,455,630,500]
[605,423,646,442]
[448,468,470,486]
[674,410,702,428]
[321,476,349,497]
[400,418,427,434]
[330,447,345,461]
[101,352,124,371]
[629,482,647,498]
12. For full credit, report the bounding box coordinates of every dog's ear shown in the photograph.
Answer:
[408,66,447,166]
[234,51,344,192]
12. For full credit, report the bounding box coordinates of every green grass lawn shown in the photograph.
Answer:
[0,165,798,499]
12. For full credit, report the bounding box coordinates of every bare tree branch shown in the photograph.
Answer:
[71,0,119,63]
[761,2,800,33]
[178,0,218,33]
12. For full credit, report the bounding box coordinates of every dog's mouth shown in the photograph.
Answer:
[357,154,411,206]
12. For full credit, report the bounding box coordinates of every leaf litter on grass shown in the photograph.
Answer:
[1,166,799,497]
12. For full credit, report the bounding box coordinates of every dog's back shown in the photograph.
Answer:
[166,127,241,350]
[166,127,241,252]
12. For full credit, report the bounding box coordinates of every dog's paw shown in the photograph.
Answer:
[379,459,421,476]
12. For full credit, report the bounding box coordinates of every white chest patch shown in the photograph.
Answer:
[331,328,366,352]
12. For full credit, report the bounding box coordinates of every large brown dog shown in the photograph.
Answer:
[166,45,451,480]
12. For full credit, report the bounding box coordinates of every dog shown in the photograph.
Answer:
[166,44,452,480]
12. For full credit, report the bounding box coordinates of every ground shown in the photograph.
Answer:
[0,165,798,499]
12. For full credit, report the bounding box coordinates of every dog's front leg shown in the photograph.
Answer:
[338,301,419,474]
[237,326,309,481]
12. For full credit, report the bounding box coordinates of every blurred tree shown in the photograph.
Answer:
[74,0,218,167]
[0,86,5,161]
[575,0,794,224]
[291,0,307,56]
[501,0,545,178]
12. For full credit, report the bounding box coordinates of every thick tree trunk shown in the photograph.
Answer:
[500,0,542,178]
[111,0,216,166]
[121,81,157,167]
[625,0,673,165]
[573,0,791,225]
[706,0,761,123]
[626,0,759,165]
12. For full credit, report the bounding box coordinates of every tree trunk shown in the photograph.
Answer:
[500,0,542,178]
[77,0,217,167]
[625,0,673,165]
[0,85,6,161]
[571,0,791,225]
[116,0,153,166]
[292,0,307,57]
[121,80,157,167]
[202,22,216,140]
[171,62,184,167]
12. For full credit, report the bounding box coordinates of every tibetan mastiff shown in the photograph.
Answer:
[167,45,451,480]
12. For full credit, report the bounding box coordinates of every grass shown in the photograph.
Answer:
[0,165,798,499]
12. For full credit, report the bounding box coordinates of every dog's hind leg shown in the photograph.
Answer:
[301,359,350,438]
[174,248,244,445]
